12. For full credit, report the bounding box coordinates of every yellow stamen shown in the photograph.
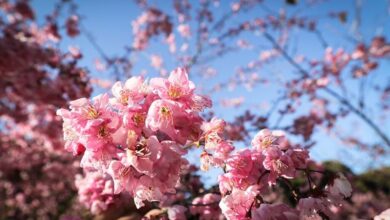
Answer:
[97,126,109,138]
[274,160,288,173]
[261,136,274,148]
[168,85,182,99]
[120,90,129,105]
[134,141,151,157]
[160,106,172,120]
[132,113,145,126]
[86,106,100,119]
[126,130,137,147]
[161,106,170,114]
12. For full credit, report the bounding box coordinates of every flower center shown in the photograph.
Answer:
[120,90,130,105]
[168,85,182,99]
[132,113,145,126]
[134,141,151,157]
[86,105,100,119]
[97,126,109,138]
[206,132,220,144]
[261,136,274,148]
[126,130,137,147]
[274,159,288,173]
[160,106,172,118]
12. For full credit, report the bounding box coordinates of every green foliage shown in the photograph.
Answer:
[355,167,390,195]
[322,161,353,174]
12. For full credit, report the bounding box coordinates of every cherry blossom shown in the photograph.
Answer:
[190,193,222,220]
[75,172,116,214]
[167,205,187,220]
[251,204,299,220]
[219,186,258,220]
[4,0,387,219]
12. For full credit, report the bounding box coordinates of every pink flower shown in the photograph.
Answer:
[57,94,120,155]
[191,94,212,111]
[226,149,253,178]
[200,141,234,171]
[211,141,234,165]
[251,129,290,152]
[80,146,118,170]
[199,118,234,169]
[323,47,350,75]
[56,109,85,155]
[133,175,165,208]
[75,172,115,214]
[59,93,120,134]
[110,76,146,107]
[251,204,299,220]
[219,186,258,220]
[286,148,309,169]
[218,172,255,195]
[201,118,226,150]
[326,173,352,199]
[231,3,240,12]
[219,150,265,194]
[125,136,162,176]
[107,160,139,194]
[166,33,176,53]
[80,119,115,152]
[374,208,390,220]
[150,67,195,101]
[145,99,184,142]
[171,111,204,143]
[109,139,187,208]
[168,205,187,220]
[218,174,234,195]
[152,140,188,185]
[263,148,295,183]
[298,197,333,219]
[251,129,272,149]
[177,24,191,38]
[123,105,147,135]
[150,54,164,69]
[200,151,212,171]
[190,193,222,220]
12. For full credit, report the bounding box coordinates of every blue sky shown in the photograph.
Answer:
[31,0,390,183]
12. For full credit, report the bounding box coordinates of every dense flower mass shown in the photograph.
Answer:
[190,193,222,219]
[58,67,210,208]
[3,0,390,219]
[0,1,90,219]
[218,129,314,220]
[58,68,353,219]
[75,172,116,214]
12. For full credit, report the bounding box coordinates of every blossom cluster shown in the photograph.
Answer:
[58,67,212,209]
[74,172,116,214]
[217,128,352,219]
[190,193,223,219]
[217,129,306,219]
[0,1,91,218]
[58,68,353,219]
[0,132,79,219]
[132,8,173,51]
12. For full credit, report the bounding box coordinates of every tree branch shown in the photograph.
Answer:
[263,31,390,147]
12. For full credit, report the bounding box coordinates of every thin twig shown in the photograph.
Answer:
[280,177,299,202]
[263,32,390,147]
